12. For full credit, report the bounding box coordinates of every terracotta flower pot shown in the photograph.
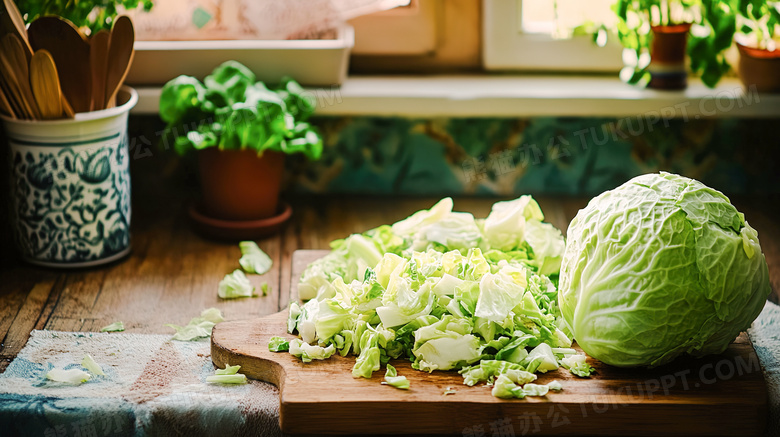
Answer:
[737,43,780,94]
[648,23,692,90]
[197,148,285,221]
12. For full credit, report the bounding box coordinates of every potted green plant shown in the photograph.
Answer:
[734,0,780,92]
[688,0,738,87]
[159,61,323,234]
[1,1,149,267]
[610,0,736,89]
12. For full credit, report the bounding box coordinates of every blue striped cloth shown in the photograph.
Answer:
[0,331,281,437]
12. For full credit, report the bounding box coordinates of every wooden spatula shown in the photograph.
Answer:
[0,47,35,119]
[105,16,135,109]
[28,16,92,114]
[0,83,17,118]
[0,76,22,118]
[61,94,75,118]
[30,50,64,119]
[90,30,110,111]
[2,34,41,119]
[0,0,33,57]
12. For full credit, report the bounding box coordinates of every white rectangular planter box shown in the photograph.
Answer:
[126,25,353,86]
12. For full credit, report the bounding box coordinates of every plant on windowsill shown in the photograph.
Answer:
[606,0,736,89]
[159,61,323,229]
[733,0,780,92]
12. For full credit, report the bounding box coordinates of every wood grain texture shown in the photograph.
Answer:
[0,266,62,372]
[43,209,281,334]
[213,250,768,436]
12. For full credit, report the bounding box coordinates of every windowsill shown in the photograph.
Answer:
[132,75,780,118]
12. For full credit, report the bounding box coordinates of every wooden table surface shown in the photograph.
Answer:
[1,195,779,374]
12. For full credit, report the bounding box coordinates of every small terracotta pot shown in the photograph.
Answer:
[648,23,692,90]
[197,148,285,221]
[737,43,780,93]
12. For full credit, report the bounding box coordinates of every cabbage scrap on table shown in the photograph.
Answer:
[274,196,588,398]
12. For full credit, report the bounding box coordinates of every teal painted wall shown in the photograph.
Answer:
[285,116,778,196]
[119,115,778,197]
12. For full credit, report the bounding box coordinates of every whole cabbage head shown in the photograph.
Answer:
[559,172,770,367]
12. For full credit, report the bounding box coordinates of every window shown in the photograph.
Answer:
[520,0,617,36]
[483,0,623,72]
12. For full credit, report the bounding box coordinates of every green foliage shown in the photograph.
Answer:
[607,0,737,88]
[735,0,780,49]
[159,61,323,161]
[559,172,770,367]
[689,0,737,88]
[15,0,153,34]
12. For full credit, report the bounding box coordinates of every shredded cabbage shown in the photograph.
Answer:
[215,364,241,375]
[218,270,256,299]
[382,364,410,390]
[239,241,273,275]
[207,364,247,384]
[167,308,224,341]
[81,354,105,376]
[46,368,90,385]
[289,339,336,363]
[286,196,589,398]
[268,336,290,352]
[100,321,124,332]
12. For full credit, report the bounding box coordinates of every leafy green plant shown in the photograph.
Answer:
[15,0,152,33]
[607,0,737,87]
[159,61,323,161]
[735,0,780,49]
[688,0,737,87]
[559,172,770,367]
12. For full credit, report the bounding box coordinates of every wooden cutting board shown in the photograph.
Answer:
[212,250,768,436]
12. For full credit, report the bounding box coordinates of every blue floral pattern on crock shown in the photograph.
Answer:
[10,135,131,263]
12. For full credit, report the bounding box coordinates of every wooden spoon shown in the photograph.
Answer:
[90,30,110,111]
[61,94,75,118]
[30,50,64,119]
[2,34,41,119]
[28,16,92,114]
[0,83,17,118]
[0,49,35,118]
[0,0,33,57]
[0,33,26,117]
[0,68,22,117]
[105,16,135,109]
